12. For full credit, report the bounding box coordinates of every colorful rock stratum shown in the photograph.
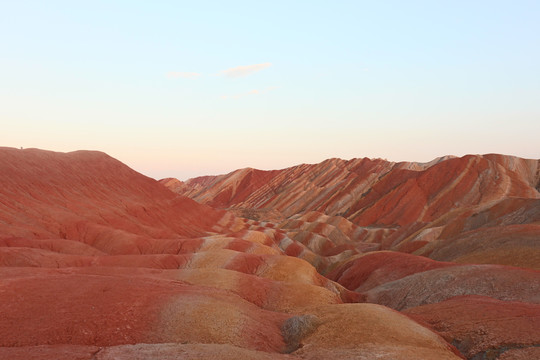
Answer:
[1,147,539,360]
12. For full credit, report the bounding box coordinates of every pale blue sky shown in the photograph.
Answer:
[1,1,539,179]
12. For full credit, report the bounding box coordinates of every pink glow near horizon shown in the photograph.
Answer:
[1,2,538,180]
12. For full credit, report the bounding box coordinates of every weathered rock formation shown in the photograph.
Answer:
[163,152,540,359]
[1,147,539,359]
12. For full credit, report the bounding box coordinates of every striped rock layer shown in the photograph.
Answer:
[164,153,540,359]
[1,147,539,359]
[166,154,540,271]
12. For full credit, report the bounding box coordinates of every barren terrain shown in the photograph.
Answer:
[1,147,539,359]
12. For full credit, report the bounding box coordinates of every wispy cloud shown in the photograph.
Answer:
[167,63,272,79]
[220,63,272,78]
[221,86,278,100]
[166,72,201,79]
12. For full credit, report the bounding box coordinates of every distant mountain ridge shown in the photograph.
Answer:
[164,154,539,219]
[161,154,540,270]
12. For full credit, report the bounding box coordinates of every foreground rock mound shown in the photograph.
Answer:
[288,304,463,359]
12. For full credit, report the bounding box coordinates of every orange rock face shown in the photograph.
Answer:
[1,147,539,359]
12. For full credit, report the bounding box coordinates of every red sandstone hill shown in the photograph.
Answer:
[1,147,539,359]
[165,155,540,220]
[0,147,236,243]
[164,154,540,271]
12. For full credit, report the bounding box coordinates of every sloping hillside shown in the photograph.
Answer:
[165,154,540,270]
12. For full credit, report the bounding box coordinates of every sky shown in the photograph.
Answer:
[1,1,539,180]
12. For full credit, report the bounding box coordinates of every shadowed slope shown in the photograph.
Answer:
[404,295,540,359]
[326,251,457,291]
[364,264,540,311]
